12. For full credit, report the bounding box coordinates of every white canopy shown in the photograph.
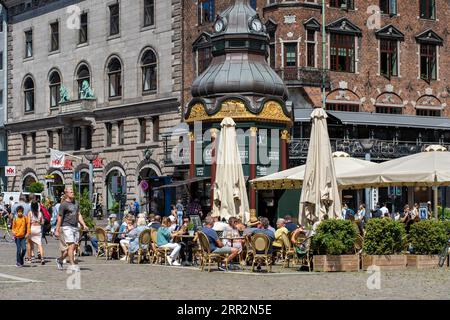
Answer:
[250,152,377,190]
[338,146,450,188]
[213,117,250,223]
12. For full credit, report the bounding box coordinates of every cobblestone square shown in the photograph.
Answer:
[1,239,449,300]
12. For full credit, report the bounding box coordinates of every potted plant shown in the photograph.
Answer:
[407,220,448,269]
[362,219,407,270]
[188,222,195,236]
[312,219,359,272]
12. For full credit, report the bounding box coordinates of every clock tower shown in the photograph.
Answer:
[185,0,292,221]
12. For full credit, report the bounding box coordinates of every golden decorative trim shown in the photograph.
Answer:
[188,132,195,141]
[210,128,219,139]
[281,130,290,140]
[186,100,292,125]
[250,209,257,220]
[250,127,258,136]
[251,179,302,190]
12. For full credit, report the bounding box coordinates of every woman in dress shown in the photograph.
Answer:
[27,201,45,265]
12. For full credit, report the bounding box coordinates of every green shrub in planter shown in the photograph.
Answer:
[312,219,357,255]
[363,219,406,255]
[442,220,450,235]
[409,220,447,255]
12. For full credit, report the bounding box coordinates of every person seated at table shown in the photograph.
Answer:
[272,218,288,260]
[223,217,243,249]
[243,216,259,235]
[167,215,178,232]
[210,212,232,233]
[202,216,239,271]
[283,215,299,233]
[149,215,161,230]
[105,214,120,242]
[119,215,135,261]
[128,217,150,263]
[247,217,275,252]
[156,217,182,266]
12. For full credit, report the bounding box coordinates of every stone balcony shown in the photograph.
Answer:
[59,99,96,114]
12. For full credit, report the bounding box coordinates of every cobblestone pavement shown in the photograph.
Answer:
[0,238,449,300]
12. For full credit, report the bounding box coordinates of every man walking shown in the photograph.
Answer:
[55,187,88,271]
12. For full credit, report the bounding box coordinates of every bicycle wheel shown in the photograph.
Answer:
[439,245,449,267]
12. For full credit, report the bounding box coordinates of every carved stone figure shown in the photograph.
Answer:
[80,80,95,99]
[59,85,70,103]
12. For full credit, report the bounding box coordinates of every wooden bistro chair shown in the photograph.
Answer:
[250,233,272,272]
[197,231,229,272]
[130,229,152,264]
[293,236,313,272]
[150,229,172,265]
[281,232,297,268]
[243,233,254,265]
[95,227,120,261]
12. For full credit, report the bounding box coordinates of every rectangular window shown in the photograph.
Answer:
[198,0,214,25]
[416,109,440,117]
[50,22,59,52]
[152,116,159,142]
[197,47,212,75]
[22,134,27,155]
[144,0,155,27]
[106,123,112,147]
[79,12,88,44]
[31,132,36,155]
[25,30,33,58]
[86,127,92,150]
[420,0,435,19]
[329,0,354,9]
[0,52,3,70]
[48,131,53,149]
[330,33,355,73]
[380,0,397,15]
[375,106,402,114]
[420,44,437,82]
[109,4,120,36]
[139,118,147,144]
[306,30,316,68]
[118,121,124,145]
[74,127,81,151]
[380,39,398,78]
[326,103,359,112]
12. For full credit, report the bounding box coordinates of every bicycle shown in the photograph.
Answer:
[438,238,450,268]
[0,215,14,243]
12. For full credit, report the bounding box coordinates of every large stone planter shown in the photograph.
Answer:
[362,255,407,270]
[313,255,360,272]
[407,255,443,269]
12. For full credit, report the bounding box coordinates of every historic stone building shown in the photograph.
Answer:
[4,0,182,215]
[0,4,6,191]
[182,0,450,213]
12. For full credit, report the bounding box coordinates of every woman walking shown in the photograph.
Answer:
[27,201,45,265]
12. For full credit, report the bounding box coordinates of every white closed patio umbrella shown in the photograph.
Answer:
[213,117,250,224]
[299,108,341,226]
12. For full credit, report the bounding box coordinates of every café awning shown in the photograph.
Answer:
[153,177,210,190]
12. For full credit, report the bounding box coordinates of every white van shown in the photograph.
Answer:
[1,192,42,203]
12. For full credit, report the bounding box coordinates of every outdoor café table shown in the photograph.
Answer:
[174,234,197,265]
[219,236,245,247]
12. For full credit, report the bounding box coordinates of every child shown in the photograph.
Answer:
[12,206,29,267]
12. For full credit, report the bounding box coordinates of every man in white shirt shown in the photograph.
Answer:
[211,212,231,233]
[380,203,389,216]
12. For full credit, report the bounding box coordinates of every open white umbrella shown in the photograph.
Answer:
[299,108,341,225]
[250,152,377,190]
[213,117,250,224]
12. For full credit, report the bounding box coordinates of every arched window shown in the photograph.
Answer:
[24,76,35,112]
[49,70,61,108]
[107,57,122,98]
[76,64,90,99]
[141,49,157,93]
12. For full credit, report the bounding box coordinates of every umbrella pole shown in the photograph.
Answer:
[433,186,438,219]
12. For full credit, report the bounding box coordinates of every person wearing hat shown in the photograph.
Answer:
[168,215,178,232]
[210,212,231,233]
[105,214,120,242]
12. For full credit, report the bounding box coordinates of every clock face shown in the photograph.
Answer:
[251,19,262,32]
[214,20,224,33]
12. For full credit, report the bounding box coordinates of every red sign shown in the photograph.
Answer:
[93,157,104,168]
[64,159,73,170]
[5,166,16,177]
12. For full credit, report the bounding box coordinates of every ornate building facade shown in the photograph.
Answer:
[4,0,182,215]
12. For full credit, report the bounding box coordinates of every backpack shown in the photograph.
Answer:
[40,204,51,224]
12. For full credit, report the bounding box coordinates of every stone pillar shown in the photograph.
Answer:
[281,130,290,171]
[210,128,218,211]
[249,127,258,220]
[189,131,195,179]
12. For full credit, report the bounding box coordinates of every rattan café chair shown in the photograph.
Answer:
[129,229,152,264]
[95,227,120,261]
[250,233,272,272]
[150,229,172,265]
[197,231,229,272]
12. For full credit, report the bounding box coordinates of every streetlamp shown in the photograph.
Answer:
[84,151,98,214]
[360,138,375,209]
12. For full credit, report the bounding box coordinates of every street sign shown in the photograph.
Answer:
[5,166,16,177]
